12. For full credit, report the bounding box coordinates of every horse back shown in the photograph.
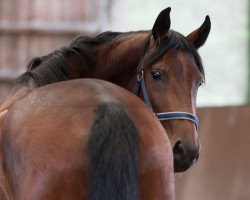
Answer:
[1,79,174,200]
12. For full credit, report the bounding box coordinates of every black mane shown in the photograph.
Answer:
[15,30,205,87]
[16,31,125,86]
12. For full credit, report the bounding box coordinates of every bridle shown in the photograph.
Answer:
[134,70,199,130]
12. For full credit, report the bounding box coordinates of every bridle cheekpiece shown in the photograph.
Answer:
[134,70,199,130]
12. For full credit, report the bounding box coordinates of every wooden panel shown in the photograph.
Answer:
[0,0,101,100]
[0,0,99,23]
[0,33,76,76]
[0,0,101,75]
[0,0,100,35]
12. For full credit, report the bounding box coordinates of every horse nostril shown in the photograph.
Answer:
[173,141,185,160]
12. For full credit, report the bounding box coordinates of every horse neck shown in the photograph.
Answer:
[94,32,149,90]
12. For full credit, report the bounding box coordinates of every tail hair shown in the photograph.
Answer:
[88,101,139,200]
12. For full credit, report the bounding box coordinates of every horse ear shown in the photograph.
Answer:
[186,16,211,49]
[152,7,171,44]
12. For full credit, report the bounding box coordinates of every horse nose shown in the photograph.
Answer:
[173,140,200,172]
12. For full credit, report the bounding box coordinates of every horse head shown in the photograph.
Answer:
[138,7,211,172]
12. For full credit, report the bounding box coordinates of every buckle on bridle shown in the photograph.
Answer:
[137,70,144,81]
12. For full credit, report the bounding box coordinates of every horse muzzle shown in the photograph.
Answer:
[172,140,200,172]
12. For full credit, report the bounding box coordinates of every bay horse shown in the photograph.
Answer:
[0,79,174,200]
[0,7,211,172]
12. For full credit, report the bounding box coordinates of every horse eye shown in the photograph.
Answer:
[151,71,161,80]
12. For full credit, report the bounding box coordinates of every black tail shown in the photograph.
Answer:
[88,102,139,200]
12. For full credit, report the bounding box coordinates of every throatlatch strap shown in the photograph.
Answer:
[134,76,153,110]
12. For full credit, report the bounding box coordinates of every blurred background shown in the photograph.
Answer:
[0,0,249,199]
